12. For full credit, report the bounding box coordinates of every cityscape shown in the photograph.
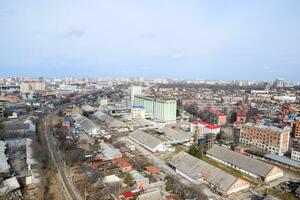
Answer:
[1,1,300,200]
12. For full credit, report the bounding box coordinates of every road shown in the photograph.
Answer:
[44,113,83,200]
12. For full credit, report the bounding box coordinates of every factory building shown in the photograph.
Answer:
[133,95,176,123]
[206,145,283,182]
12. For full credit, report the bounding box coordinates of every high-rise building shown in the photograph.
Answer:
[20,81,46,93]
[240,123,290,156]
[293,119,300,139]
[130,86,142,106]
[133,95,176,123]
[274,78,284,88]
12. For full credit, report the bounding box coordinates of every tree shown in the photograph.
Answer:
[188,145,203,159]
[124,173,134,187]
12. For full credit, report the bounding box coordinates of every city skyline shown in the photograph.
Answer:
[1,0,300,80]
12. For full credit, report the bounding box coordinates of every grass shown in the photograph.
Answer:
[264,188,297,200]
[199,155,261,186]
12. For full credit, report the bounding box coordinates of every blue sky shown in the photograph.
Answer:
[0,0,300,80]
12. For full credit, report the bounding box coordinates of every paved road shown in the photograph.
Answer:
[44,113,83,200]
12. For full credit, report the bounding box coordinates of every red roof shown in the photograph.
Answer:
[192,121,210,125]
[117,158,132,168]
[123,191,133,198]
[205,125,220,129]
[208,109,225,116]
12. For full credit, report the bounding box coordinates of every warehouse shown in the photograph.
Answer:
[157,126,191,144]
[168,151,250,195]
[206,145,283,182]
[129,129,165,152]
[72,114,99,136]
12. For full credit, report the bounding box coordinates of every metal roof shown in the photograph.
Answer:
[129,129,163,150]
[264,153,300,169]
[207,145,275,178]
[158,127,190,142]
[169,151,240,193]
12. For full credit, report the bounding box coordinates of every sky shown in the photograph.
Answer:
[0,0,300,80]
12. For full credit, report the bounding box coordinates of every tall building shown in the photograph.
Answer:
[274,78,284,88]
[20,81,45,93]
[130,86,142,106]
[240,123,290,156]
[207,109,227,125]
[293,119,300,140]
[133,95,176,123]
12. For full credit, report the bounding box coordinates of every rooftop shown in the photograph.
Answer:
[129,129,163,149]
[264,153,300,169]
[207,145,275,178]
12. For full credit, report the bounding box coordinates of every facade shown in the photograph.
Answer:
[207,109,227,125]
[20,81,45,93]
[134,95,176,122]
[236,111,247,124]
[191,122,221,136]
[130,86,142,106]
[240,123,290,156]
[206,145,283,182]
[291,149,300,161]
[169,151,250,195]
[0,106,4,119]
[293,119,300,139]
[131,106,145,119]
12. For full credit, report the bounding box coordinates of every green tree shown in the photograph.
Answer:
[124,173,134,187]
[188,145,203,159]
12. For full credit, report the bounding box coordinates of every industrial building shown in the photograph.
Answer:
[133,95,176,123]
[99,141,122,160]
[206,145,283,182]
[72,114,99,136]
[157,126,191,144]
[129,129,165,152]
[94,111,127,131]
[168,151,250,195]
[240,123,290,156]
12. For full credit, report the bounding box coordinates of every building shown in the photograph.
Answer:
[129,129,165,152]
[133,95,176,123]
[72,114,99,136]
[191,122,221,136]
[131,106,146,119]
[130,170,149,188]
[236,110,247,124]
[116,158,132,172]
[20,81,45,93]
[94,111,127,131]
[157,126,191,144]
[0,107,4,119]
[291,149,300,161]
[168,151,250,195]
[206,145,283,182]
[264,153,300,171]
[293,119,300,139]
[130,86,142,106]
[99,141,122,160]
[240,123,290,156]
[274,78,284,88]
[0,141,10,177]
[207,109,227,125]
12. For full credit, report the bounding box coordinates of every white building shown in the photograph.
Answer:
[20,81,45,93]
[130,86,142,106]
[129,129,165,152]
[291,149,300,161]
[131,106,146,119]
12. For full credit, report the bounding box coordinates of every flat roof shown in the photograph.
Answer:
[207,145,275,178]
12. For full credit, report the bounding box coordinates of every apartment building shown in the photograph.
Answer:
[240,123,290,156]
[207,109,227,125]
[293,119,300,139]
[131,106,145,119]
[291,149,300,161]
[20,81,45,93]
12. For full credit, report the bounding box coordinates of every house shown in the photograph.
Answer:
[168,151,250,195]
[206,145,283,182]
[145,166,160,175]
[130,170,149,188]
[116,158,132,172]
[129,129,165,152]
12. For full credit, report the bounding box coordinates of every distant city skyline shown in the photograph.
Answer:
[1,0,300,80]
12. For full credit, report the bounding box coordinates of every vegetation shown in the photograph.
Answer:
[123,173,134,187]
[188,145,203,159]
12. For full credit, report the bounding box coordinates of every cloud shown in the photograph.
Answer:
[61,29,85,38]
[171,53,184,59]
